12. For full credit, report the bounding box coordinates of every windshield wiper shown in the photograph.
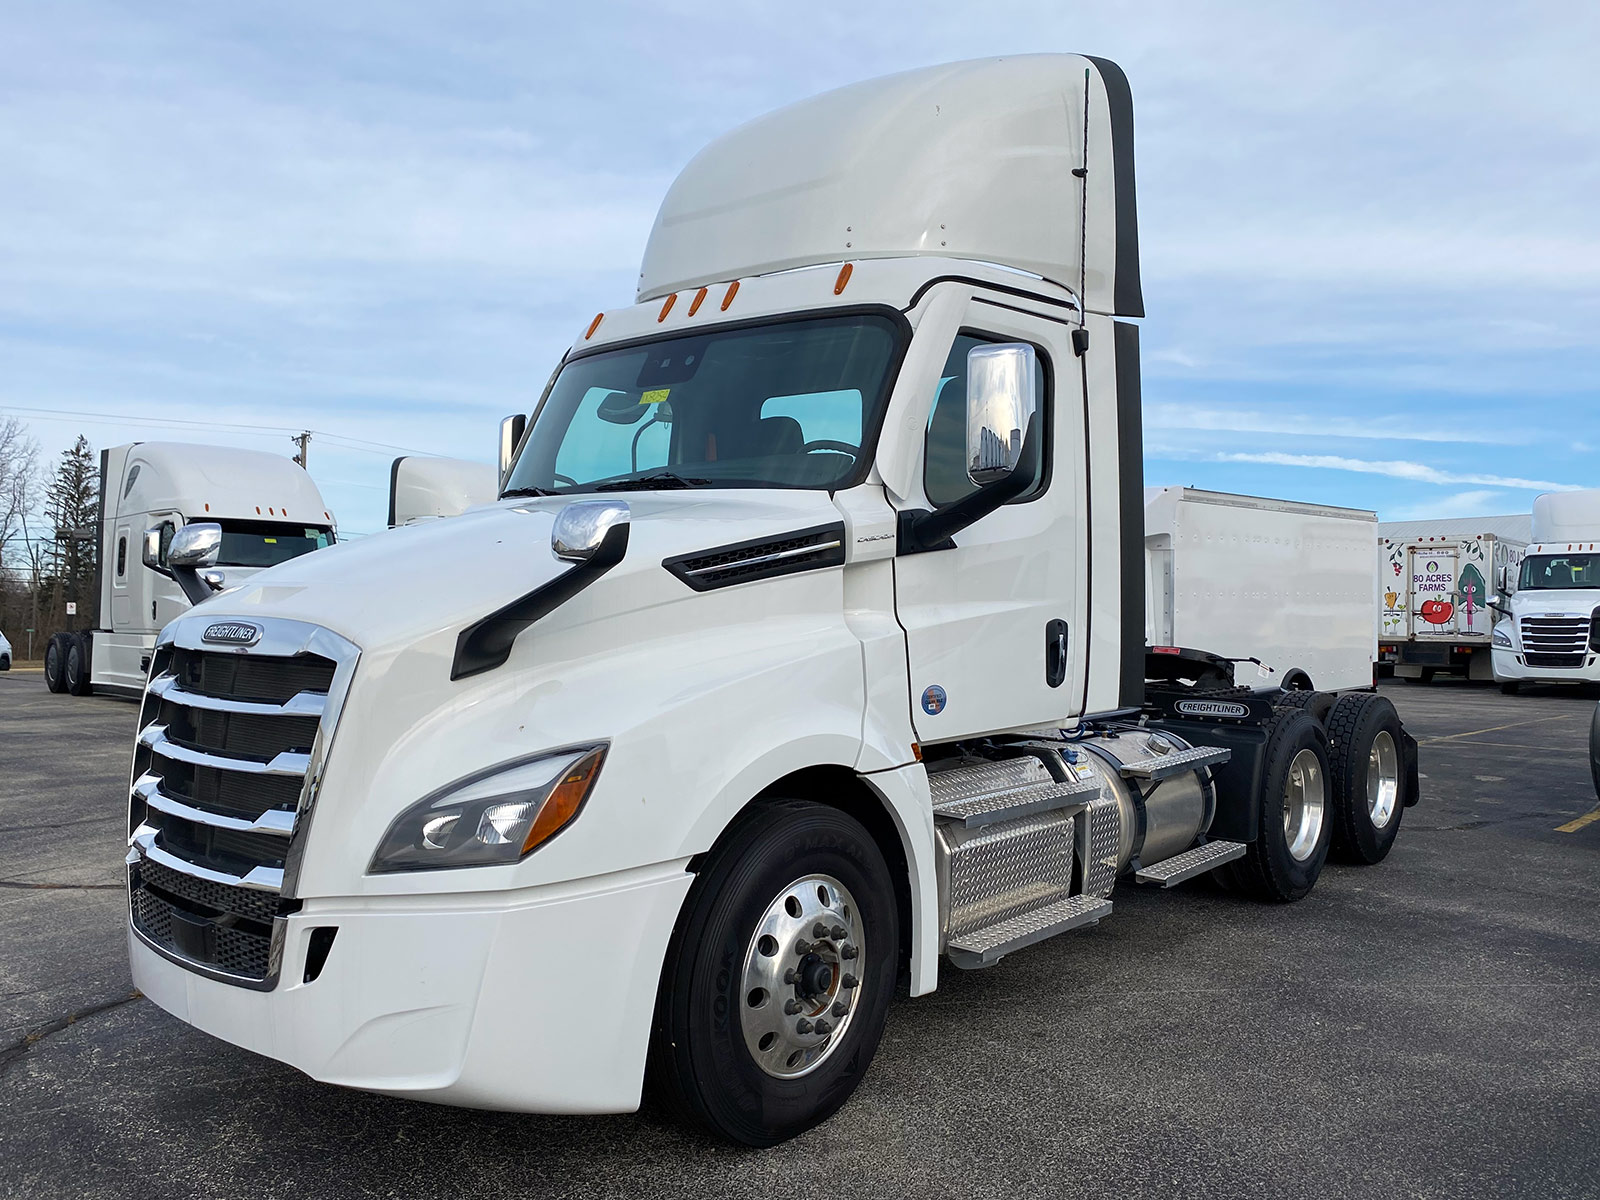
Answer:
[501,486,562,498]
[591,472,713,492]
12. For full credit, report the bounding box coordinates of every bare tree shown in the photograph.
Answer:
[0,415,40,573]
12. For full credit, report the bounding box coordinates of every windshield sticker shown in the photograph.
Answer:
[641,388,671,405]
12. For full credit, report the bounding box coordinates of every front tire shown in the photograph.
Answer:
[1218,710,1331,902]
[648,799,899,1146]
[44,633,69,693]
[1590,702,1600,801]
[1500,681,1521,695]
[1326,694,1406,864]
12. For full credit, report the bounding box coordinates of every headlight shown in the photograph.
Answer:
[1492,626,1513,648]
[370,746,606,873]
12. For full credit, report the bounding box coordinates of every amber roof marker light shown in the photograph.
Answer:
[688,286,708,316]
[720,280,740,311]
[584,312,604,340]
[834,263,853,295]
[658,293,677,322]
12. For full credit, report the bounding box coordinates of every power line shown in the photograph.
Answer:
[0,404,442,459]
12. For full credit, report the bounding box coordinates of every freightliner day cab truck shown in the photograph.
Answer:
[1377,516,1528,683]
[1494,489,1600,692]
[44,443,336,698]
[125,56,1420,1145]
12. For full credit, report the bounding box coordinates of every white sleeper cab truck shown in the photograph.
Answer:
[1145,487,1377,692]
[44,443,335,698]
[125,57,1419,1146]
[1494,489,1600,692]
[1378,516,1527,683]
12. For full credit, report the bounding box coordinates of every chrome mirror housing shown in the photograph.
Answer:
[141,527,166,574]
[965,343,1038,486]
[167,522,222,570]
[552,501,630,563]
[500,414,527,484]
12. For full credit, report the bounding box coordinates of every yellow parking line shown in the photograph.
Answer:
[1556,808,1600,834]
[1418,715,1574,745]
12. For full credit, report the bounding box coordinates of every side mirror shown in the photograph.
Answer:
[499,414,527,483]
[167,522,221,569]
[141,527,169,577]
[966,343,1038,486]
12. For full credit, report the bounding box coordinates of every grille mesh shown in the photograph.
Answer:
[130,887,274,981]
[171,647,336,704]
[159,701,319,761]
[154,758,303,820]
[138,857,284,924]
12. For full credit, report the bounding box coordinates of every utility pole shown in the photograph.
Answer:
[292,431,311,469]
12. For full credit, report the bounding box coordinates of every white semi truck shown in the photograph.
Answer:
[1493,489,1600,692]
[124,56,1419,1145]
[1146,487,1378,693]
[1377,516,1528,682]
[43,442,335,697]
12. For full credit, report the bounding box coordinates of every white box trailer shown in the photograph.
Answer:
[1377,515,1529,682]
[1145,487,1378,692]
[43,442,337,697]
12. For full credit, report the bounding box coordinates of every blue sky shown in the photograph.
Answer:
[3,1,1596,536]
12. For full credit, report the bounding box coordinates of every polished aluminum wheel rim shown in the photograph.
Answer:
[739,874,863,1079]
[1367,730,1400,828]
[1282,748,1326,862]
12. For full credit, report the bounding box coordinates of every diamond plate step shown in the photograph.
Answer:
[947,895,1113,969]
[1133,840,1247,887]
[929,758,1099,829]
[1118,744,1231,782]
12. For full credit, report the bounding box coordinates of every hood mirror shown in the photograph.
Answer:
[552,500,630,563]
[499,414,527,483]
[965,343,1038,486]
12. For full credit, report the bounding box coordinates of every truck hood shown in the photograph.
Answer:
[189,489,846,653]
[1509,589,1600,619]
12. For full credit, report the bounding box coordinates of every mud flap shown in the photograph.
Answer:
[1401,728,1421,807]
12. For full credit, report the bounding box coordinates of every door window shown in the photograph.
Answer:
[924,333,1050,507]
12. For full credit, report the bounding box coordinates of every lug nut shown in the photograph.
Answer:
[795,938,812,954]
[784,968,800,984]
[841,974,858,989]
[831,1001,848,1017]
[841,944,859,960]
[813,921,829,938]
[796,1018,814,1034]
[784,999,803,1015]
[830,924,847,939]
[813,1018,832,1035]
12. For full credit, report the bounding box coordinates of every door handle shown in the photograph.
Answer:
[1045,619,1069,688]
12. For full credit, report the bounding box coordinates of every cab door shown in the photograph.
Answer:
[891,298,1085,742]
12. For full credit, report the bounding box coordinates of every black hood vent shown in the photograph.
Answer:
[664,522,846,591]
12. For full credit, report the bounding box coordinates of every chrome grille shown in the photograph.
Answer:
[1518,614,1592,668]
[127,617,357,989]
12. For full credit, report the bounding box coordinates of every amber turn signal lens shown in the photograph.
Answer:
[521,747,607,854]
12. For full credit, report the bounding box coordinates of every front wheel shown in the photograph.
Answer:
[648,799,899,1145]
[1500,681,1521,695]
[1590,703,1600,801]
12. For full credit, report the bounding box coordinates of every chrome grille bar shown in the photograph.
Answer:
[131,826,286,892]
[140,724,311,776]
[134,773,296,836]
[147,672,327,717]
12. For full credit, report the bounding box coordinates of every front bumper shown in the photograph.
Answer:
[1491,646,1600,684]
[131,862,693,1113]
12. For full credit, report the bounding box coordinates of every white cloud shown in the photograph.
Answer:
[1144,403,1519,444]
[1212,451,1578,493]
[1386,490,1510,522]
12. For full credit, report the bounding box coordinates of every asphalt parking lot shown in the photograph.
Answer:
[2,671,1597,1200]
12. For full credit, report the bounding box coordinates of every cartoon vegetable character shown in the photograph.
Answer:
[1419,597,1454,625]
[1457,563,1486,632]
[1384,590,1398,609]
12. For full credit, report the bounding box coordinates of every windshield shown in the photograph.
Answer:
[213,520,334,567]
[1519,553,1600,590]
[503,313,903,494]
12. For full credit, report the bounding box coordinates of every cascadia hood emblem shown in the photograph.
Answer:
[202,621,262,646]
[1173,698,1249,718]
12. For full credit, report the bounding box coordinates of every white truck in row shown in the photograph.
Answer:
[42,443,336,697]
[1377,516,1528,683]
[123,56,1418,1145]
[1493,489,1600,692]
